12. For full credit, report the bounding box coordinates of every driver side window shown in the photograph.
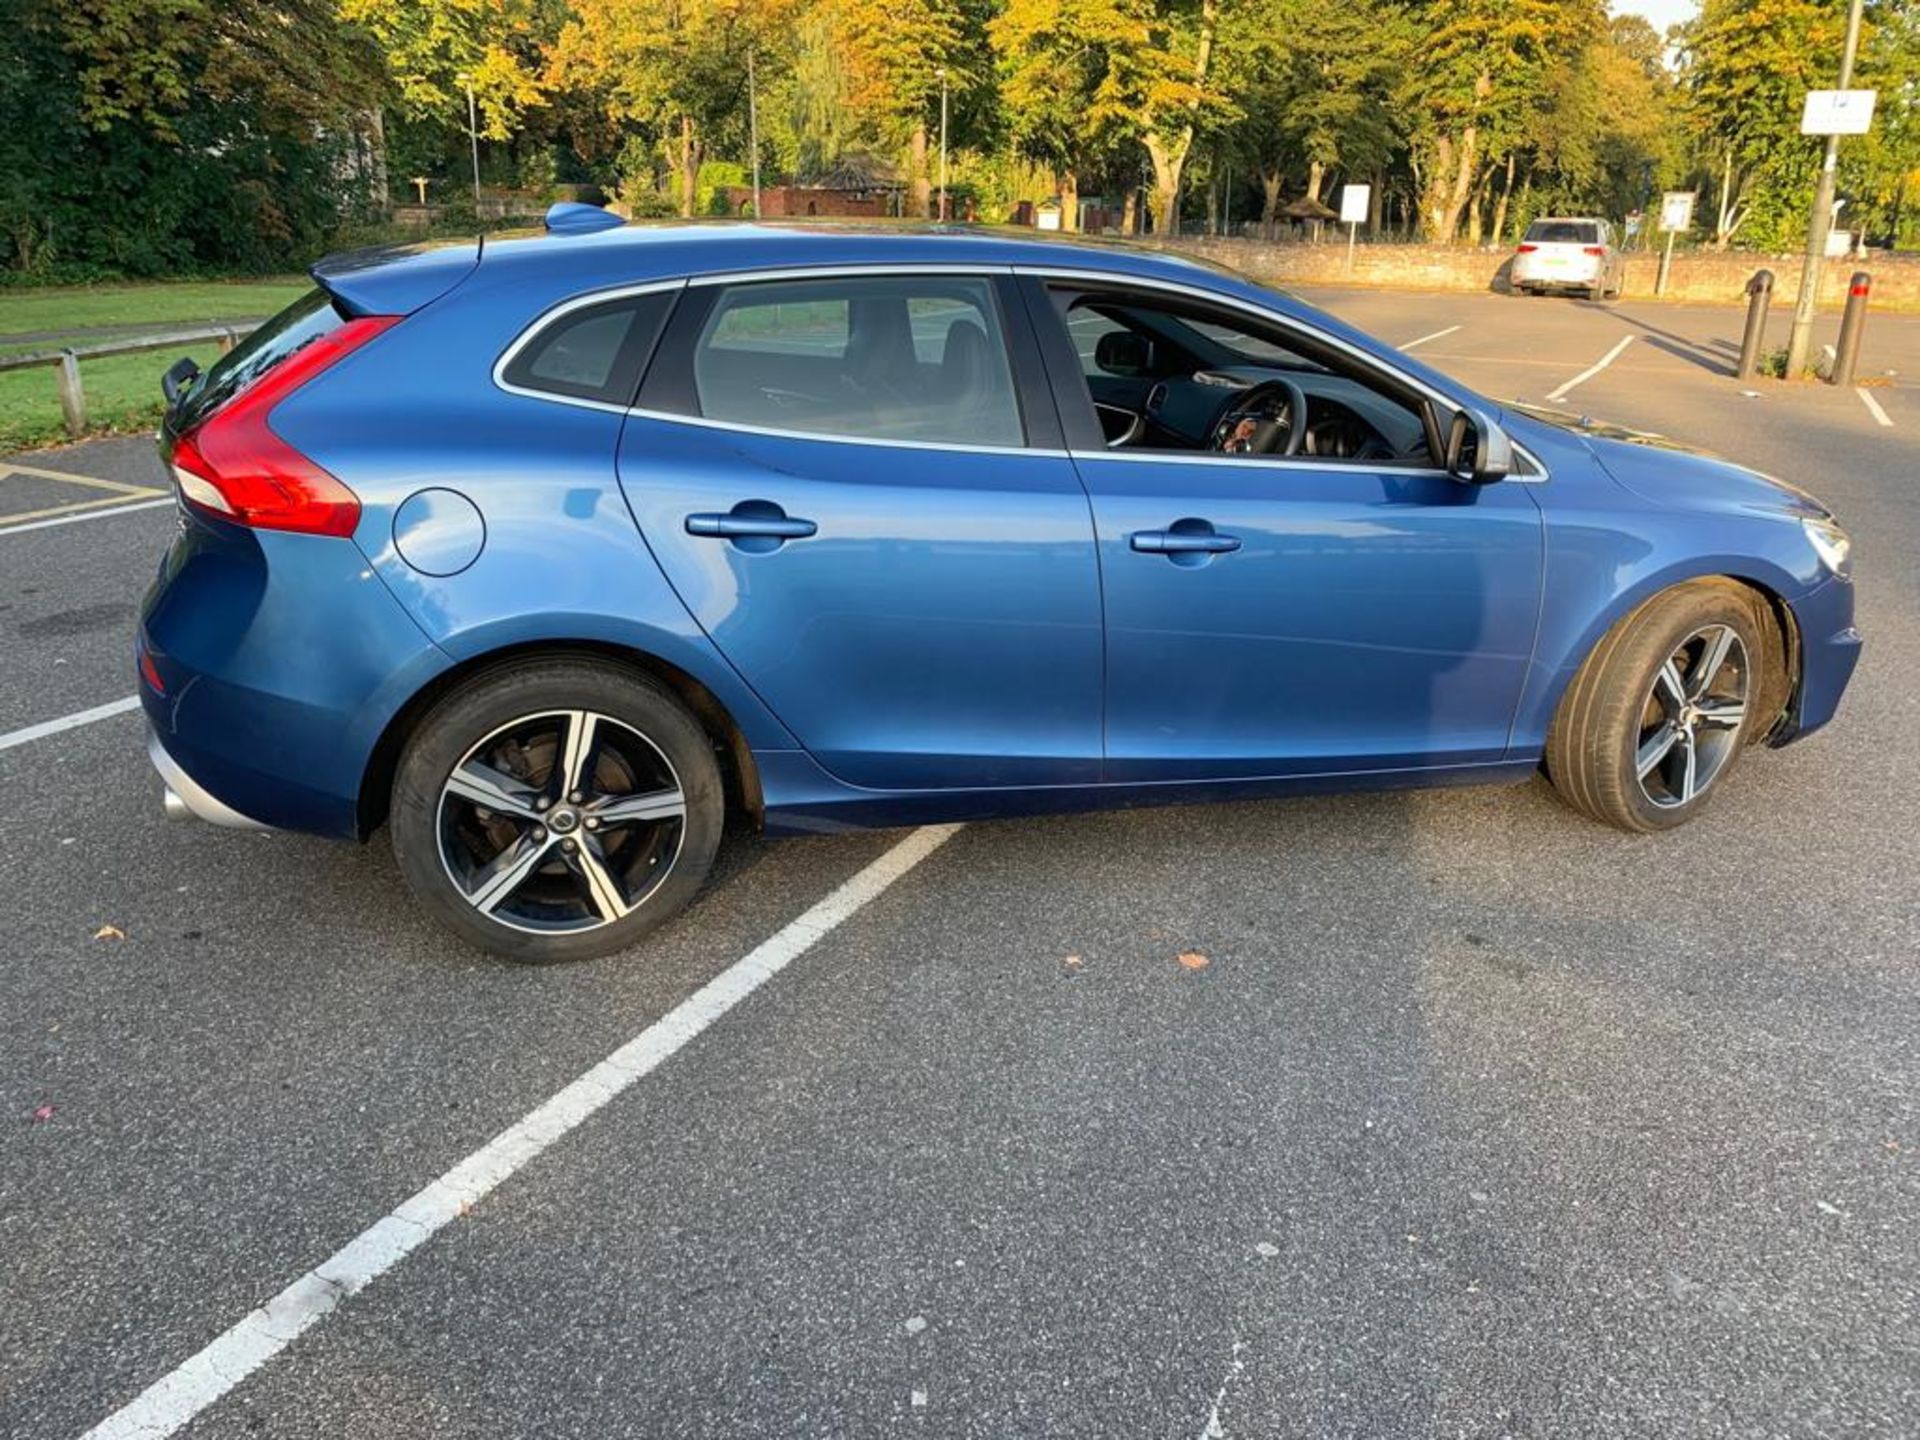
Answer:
[1051,288,1435,468]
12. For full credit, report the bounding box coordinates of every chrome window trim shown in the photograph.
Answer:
[491,259,1549,483]
[491,277,687,413]
[627,405,1058,458]
[1013,264,1549,484]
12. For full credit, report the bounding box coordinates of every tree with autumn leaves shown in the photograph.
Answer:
[5,0,1918,280]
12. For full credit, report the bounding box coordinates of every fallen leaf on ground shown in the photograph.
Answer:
[93,925,125,941]
[31,1105,55,1123]
[1177,951,1210,970]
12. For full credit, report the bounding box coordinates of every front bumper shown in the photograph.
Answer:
[149,728,272,829]
[1775,574,1860,744]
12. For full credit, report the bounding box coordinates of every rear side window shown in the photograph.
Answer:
[501,290,674,405]
[688,275,1024,447]
[176,287,345,428]
[1524,221,1600,244]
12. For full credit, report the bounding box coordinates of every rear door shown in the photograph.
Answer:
[617,270,1104,790]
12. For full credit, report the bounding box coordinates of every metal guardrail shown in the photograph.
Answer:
[0,323,257,439]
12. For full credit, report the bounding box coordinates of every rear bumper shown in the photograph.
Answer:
[139,512,451,839]
[149,728,272,829]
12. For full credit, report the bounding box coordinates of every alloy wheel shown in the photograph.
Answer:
[1634,625,1749,810]
[436,709,686,934]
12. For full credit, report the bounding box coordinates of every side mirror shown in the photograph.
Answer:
[1094,330,1154,377]
[1444,407,1513,484]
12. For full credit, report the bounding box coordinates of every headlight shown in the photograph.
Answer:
[1802,516,1852,578]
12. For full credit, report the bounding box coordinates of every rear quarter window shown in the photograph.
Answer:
[500,290,676,406]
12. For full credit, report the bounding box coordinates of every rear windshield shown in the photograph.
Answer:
[1524,221,1600,244]
[172,287,347,428]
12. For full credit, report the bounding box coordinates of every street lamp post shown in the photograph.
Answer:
[748,48,763,220]
[1785,0,1867,378]
[457,73,482,215]
[937,68,950,222]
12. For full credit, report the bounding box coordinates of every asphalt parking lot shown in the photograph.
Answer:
[4,287,1917,1438]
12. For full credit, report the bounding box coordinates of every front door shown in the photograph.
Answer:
[619,271,1103,790]
[1026,279,1545,782]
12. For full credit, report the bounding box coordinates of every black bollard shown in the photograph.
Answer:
[1830,271,1870,387]
[1736,269,1773,380]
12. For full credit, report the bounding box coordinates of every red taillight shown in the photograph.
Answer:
[1516,243,1538,254]
[171,315,399,538]
[138,643,166,696]
[1582,245,1606,257]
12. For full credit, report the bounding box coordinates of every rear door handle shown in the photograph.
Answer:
[685,502,817,551]
[1130,521,1240,556]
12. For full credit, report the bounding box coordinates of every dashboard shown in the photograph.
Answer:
[1137,365,1431,464]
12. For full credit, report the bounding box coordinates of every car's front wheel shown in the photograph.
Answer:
[1546,580,1782,832]
[391,658,723,962]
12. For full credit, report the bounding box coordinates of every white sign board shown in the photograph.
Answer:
[1801,89,1877,136]
[1338,184,1370,226]
[1659,191,1696,233]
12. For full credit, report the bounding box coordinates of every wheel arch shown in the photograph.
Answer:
[356,639,764,839]
[1526,563,1804,755]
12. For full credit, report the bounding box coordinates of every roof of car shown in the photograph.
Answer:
[480,219,1243,285]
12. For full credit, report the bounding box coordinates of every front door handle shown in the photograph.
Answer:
[1130,519,1241,561]
[686,501,817,552]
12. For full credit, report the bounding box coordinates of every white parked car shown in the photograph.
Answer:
[1511,218,1623,300]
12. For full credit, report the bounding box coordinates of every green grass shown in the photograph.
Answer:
[0,345,222,453]
[0,277,307,346]
[0,275,307,451]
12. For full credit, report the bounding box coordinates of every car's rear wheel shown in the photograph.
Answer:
[1546,580,1780,832]
[391,659,723,962]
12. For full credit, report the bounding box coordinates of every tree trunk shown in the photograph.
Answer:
[1367,170,1384,233]
[677,115,702,218]
[1120,188,1138,236]
[1059,169,1080,233]
[1306,160,1325,204]
[1141,0,1217,238]
[1421,125,1479,243]
[1466,164,1495,246]
[909,123,931,218]
[1510,172,1532,245]
[1490,152,1516,247]
[1260,167,1282,239]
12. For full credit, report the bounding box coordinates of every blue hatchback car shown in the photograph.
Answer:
[140,214,1860,961]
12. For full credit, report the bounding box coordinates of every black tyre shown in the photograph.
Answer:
[391,658,724,962]
[1546,580,1782,833]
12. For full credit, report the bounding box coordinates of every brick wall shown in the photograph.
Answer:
[1154,237,1920,313]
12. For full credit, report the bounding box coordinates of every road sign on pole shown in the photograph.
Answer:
[1655,192,1694,296]
[1340,184,1369,274]
[1787,0,1869,379]
[1658,191,1696,232]
[1801,89,1877,135]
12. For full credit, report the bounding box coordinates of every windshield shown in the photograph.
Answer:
[172,287,346,429]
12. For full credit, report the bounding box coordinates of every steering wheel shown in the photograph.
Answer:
[1209,377,1308,457]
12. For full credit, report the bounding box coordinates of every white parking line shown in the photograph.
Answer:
[1857,388,1894,428]
[0,694,141,753]
[0,497,174,536]
[1545,335,1635,402]
[1398,325,1460,351]
[79,821,963,1440]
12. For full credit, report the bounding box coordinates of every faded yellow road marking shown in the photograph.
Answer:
[0,462,166,528]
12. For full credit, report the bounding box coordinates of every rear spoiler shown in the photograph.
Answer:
[310,237,482,317]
